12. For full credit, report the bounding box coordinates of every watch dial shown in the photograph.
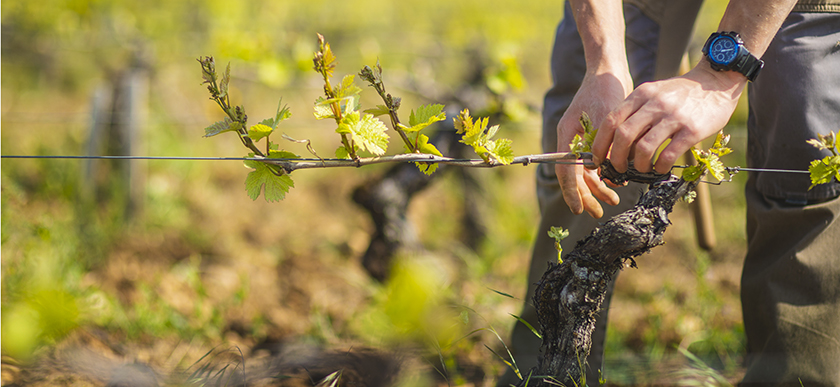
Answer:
[710,36,738,65]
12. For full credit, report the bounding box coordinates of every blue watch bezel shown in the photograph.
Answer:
[708,35,740,66]
[702,31,765,82]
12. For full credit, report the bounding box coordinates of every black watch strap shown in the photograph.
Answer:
[703,31,765,82]
[735,50,764,82]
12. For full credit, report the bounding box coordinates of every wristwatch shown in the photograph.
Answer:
[702,32,764,82]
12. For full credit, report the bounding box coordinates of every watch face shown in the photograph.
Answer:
[710,36,738,65]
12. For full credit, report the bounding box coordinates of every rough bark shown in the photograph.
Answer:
[522,164,696,386]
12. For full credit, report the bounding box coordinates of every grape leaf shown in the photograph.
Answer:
[313,97,336,120]
[219,62,231,100]
[806,131,840,189]
[681,164,704,182]
[314,96,360,120]
[454,109,514,164]
[364,105,391,117]
[264,99,292,128]
[548,226,569,263]
[335,146,351,160]
[402,104,446,133]
[711,131,732,156]
[315,34,337,77]
[334,74,362,99]
[809,155,840,189]
[204,117,241,138]
[807,132,838,153]
[682,131,732,182]
[486,138,515,165]
[569,112,597,156]
[252,102,291,141]
[247,124,273,142]
[244,151,296,202]
[413,133,442,175]
[336,111,389,155]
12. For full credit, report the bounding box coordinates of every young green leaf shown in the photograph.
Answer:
[244,152,296,202]
[413,133,443,175]
[548,226,569,263]
[454,109,514,164]
[334,74,362,99]
[335,146,351,160]
[808,156,840,189]
[681,131,732,182]
[247,123,273,142]
[313,97,336,120]
[314,33,336,78]
[680,164,704,182]
[272,99,292,128]
[806,132,838,154]
[363,105,391,117]
[403,104,446,133]
[204,117,241,138]
[485,138,515,165]
[219,62,231,100]
[569,112,597,156]
[806,131,840,189]
[336,111,389,156]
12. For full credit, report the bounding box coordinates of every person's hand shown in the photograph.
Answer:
[555,70,633,218]
[592,63,747,175]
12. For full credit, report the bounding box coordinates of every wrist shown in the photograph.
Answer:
[695,57,749,90]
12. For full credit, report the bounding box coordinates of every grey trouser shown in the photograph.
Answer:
[740,11,840,386]
[501,5,840,386]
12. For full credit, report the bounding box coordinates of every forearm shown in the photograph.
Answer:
[699,0,797,85]
[568,0,629,75]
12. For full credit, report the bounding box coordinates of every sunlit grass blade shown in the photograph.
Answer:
[509,313,542,340]
[487,287,517,299]
[315,370,342,387]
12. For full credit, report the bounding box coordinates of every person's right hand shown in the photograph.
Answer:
[555,70,633,218]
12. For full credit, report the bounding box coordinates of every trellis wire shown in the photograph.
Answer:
[1,154,814,175]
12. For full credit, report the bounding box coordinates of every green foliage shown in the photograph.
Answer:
[485,56,527,94]
[249,100,292,142]
[569,112,597,156]
[454,109,515,165]
[199,36,522,201]
[681,132,732,182]
[244,152,296,202]
[336,111,390,156]
[403,104,447,133]
[547,226,569,263]
[199,56,298,201]
[413,133,444,175]
[401,104,447,174]
[2,287,80,360]
[203,118,240,138]
[807,131,840,189]
[358,62,448,174]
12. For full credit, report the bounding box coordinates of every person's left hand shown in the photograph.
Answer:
[592,63,747,174]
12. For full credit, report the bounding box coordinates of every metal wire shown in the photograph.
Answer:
[0,154,590,165]
[0,155,814,174]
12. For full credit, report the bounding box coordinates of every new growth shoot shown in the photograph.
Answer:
[199,34,516,202]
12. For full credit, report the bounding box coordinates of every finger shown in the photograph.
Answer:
[578,172,605,219]
[557,164,584,215]
[596,99,646,173]
[653,132,697,174]
[591,119,615,166]
[633,119,673,173]
[582,192,605,219]
[584,169,619,206]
